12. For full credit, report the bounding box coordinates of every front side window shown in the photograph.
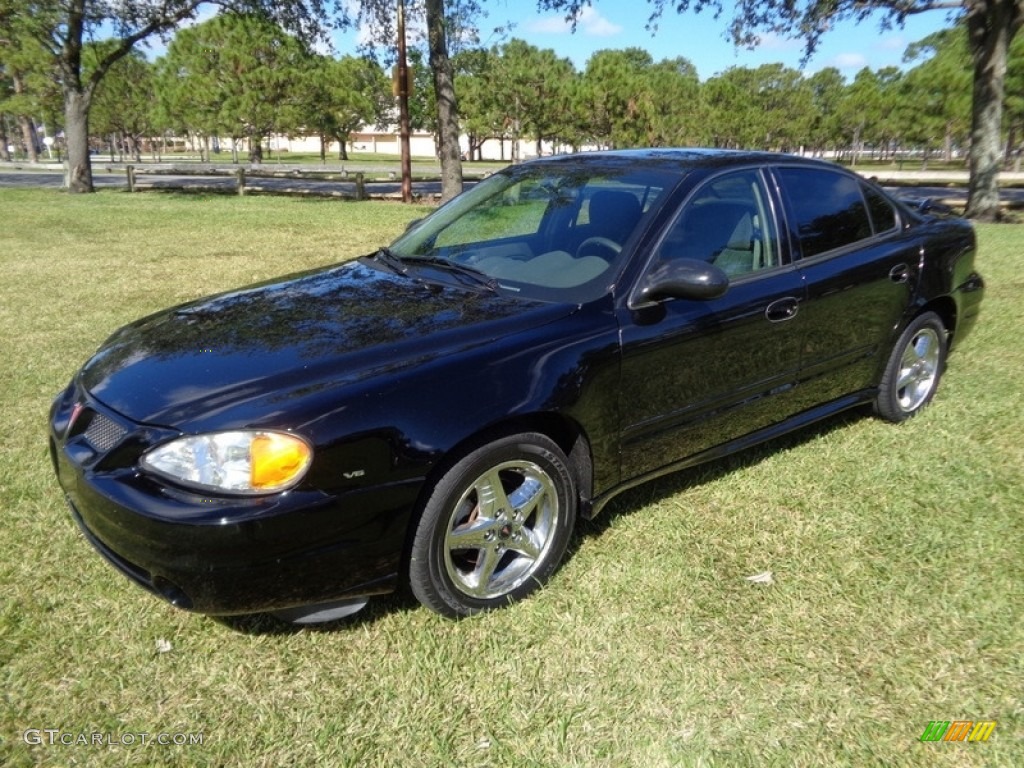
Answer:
[776,167,873,258]
[654,169,779,278]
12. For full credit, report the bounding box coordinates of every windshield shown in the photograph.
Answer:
[389,160,680,303]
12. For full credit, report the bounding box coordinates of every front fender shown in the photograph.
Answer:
[296,299,623,502]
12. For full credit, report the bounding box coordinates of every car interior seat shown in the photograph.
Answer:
[676,200,761,276]
[583,190,643,253]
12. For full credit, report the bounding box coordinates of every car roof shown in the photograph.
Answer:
[522,148,841,173]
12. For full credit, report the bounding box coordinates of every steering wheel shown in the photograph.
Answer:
[575,236,621,261]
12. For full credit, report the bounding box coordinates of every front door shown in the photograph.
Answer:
[617,168,806,480]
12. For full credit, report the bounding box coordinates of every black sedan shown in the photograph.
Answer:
[49,149,984,622]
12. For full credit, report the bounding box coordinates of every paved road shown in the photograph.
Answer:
[3,164,1023,206]
[884,185,1024,205]
[0,166,448,198]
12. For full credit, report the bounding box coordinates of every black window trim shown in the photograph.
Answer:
[769,163,906,265]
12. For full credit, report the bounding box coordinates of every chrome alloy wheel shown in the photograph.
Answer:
[895,326,942,413]
[443,460,560,599]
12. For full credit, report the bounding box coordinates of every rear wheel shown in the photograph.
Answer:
[409,432,576,618]
[875,311,947,422]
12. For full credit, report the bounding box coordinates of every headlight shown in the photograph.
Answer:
[141,430,313,494]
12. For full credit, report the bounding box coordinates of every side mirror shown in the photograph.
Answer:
[634,258,729,304]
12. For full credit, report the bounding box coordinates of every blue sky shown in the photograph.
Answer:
[337,0,955,81]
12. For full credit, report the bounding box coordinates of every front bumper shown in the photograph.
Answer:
[49,383,421,616]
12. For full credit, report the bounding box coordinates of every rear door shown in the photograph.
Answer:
[772,166,918,405]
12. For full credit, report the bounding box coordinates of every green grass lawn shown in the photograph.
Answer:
[1,190,1020,767]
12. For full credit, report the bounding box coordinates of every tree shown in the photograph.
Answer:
[540,0,1024,221]
[902,29,972,163]
[426,0,463,199]
[867,67,905,160]
[492,39,576,158]
[156,13,313,164]
[835,68,889,163]
[89,47,157,162]
[342,0,480,201]
[645,57,702,146]
[746,63,813,151]
[0,15,61,162]
[0,0,335,192]
[154,31,223,160]
[301,54,388,161]
[1005,33,1024,168]
[578,50,700,148]
[454,47,503,159]
[580,49,648,148]
[806,68,847,156]
[702,64,811,151]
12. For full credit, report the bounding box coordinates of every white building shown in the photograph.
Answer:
[269,126,572,162]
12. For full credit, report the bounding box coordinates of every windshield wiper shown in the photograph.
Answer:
[373,247,409,276]
[402,256,498,292]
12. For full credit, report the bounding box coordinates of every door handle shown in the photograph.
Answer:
[765,297,799,323]
[889,263,910,283]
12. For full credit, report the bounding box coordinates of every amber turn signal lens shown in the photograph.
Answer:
[251,433,312,490]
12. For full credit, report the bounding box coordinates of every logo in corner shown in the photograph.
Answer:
[920,720,996,742]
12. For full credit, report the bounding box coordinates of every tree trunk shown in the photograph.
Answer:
[426,0,464,202]
[12,74,40,163]
[17,115,39,163]
[64,88,94,193]
[0,117,10,161]
[964,0,1023,221]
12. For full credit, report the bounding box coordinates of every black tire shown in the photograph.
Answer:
[408,432,576,618]
[875,311,948,422]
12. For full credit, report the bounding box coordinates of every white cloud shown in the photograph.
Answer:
[578,7,622,37]
[526,16,574,35]
[526,7,622,38]
[877,34,908,52]
[754,31,802,52]
[829,52,869,71]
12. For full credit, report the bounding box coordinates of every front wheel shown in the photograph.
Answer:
[408,433,576,618]
[875,311,948,422]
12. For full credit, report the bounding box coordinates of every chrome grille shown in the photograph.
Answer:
[84,412,126,452]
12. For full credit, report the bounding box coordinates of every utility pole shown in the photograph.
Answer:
[396,0,413,203]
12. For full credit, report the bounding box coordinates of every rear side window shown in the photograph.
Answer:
[777,167,872,258]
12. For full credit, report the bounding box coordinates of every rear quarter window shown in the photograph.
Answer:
[863,184,898,233]
[776,167,873,258]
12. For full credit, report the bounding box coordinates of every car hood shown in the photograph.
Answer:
[80,259,572,428]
